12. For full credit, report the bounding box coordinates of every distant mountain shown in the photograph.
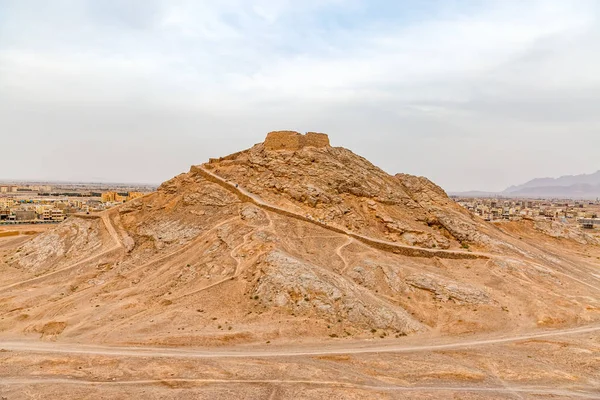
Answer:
[451,171,600,198]
[503,171,600,198]
[504,183,600,198]
[504,171,600,192]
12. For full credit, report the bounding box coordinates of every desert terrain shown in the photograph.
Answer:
[0,224,53,252]
[0,132,599,399]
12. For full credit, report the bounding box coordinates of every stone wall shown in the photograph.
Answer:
[192,165,485,260]
[264,131,302,151]
[303,132,330,148]
[264,131,330,151]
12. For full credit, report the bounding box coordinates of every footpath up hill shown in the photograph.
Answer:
[204,131,492,251]
[1,131,599,346]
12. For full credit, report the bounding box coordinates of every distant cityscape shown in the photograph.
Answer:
[4,179,600,230]
[454,197,600,228]
[0,181,157,224]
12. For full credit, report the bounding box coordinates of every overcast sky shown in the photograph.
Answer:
[1,0,599,192]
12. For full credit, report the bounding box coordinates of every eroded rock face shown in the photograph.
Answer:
[347,260,409,294]
[405,273,493,305]
[253,250,424,334]
[11,218,103,274]
[493,258,563,286]
[206,142,467,249]
[534,220,600,245]
[395,173,494,246]
[136,218,202,249]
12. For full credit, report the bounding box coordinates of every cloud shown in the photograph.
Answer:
[230,1,597,101]
[0,0,599,191]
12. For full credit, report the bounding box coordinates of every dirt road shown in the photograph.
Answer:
[1,322,598,359]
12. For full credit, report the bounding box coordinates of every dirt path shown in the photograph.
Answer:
[196,166,600,298]
[175,223,255,299]
[336,236,353,273]
[1,323,598,359]
[99,216,243,334]
[118,216,239,278]
[101,213,122,248]
[195,166,488,260]
[525,259,600,294]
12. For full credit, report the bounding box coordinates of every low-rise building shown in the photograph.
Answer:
[14,210,36,221]
[579,218,600,229]
[51,209,64,221]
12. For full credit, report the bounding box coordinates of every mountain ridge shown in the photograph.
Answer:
[452,170,600,198]
[505,170,600,193]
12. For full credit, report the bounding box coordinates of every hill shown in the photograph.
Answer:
[0,131,599,347]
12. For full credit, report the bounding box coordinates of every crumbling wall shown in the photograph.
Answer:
[303,132,330,148]
[264,131,302,151]
[192,165,485,260]
[264,131,330,151]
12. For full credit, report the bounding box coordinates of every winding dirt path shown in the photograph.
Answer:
[336,237,353,273]
[196,166,600,294]
[175,225,255,299]
[194,166,489,260]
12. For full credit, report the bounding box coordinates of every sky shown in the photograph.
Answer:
[1,0,599,192]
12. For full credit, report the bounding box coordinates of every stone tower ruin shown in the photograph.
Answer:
[264,131,330,151]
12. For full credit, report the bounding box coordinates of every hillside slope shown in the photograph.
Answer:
[0,131,599,346]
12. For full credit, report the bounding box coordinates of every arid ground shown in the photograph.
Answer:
[1,133,599,399]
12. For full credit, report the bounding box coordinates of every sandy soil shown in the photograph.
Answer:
[1,327,599,399]
[1,142,599,399]
[0,224,51,251]
[1,212,599,399]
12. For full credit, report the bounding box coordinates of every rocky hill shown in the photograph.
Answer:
[0,131,599,346]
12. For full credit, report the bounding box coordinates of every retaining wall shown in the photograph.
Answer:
[191,165,486,260]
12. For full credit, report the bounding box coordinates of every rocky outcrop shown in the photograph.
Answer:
[395,173,494,246]
[205,142,463,249]
[192,164,485,260]
[534,220,600,245]
[10,218,104,274]
[346,260,409,294]
[405,273,493,305]
[253,250,424,333]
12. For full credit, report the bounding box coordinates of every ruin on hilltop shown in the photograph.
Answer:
[264,131,330,151]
